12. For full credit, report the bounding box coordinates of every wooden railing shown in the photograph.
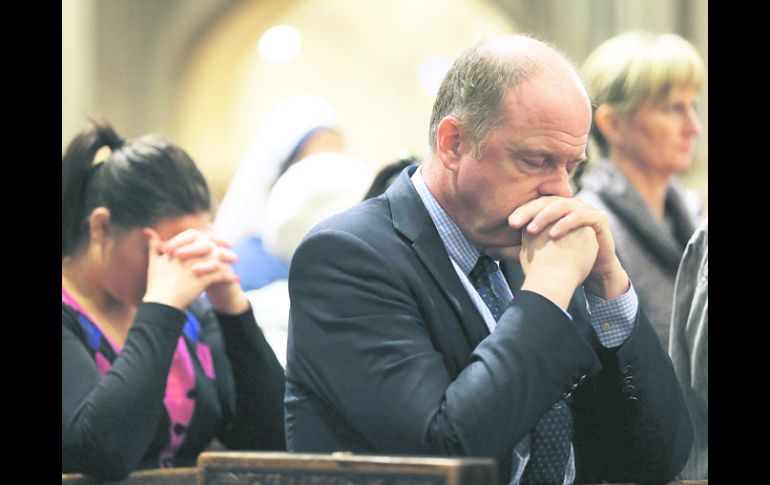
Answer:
[198,451,497,484]
[62,467,196,484]
[63,453,708,485]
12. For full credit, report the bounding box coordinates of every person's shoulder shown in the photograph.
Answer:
[61,302,88,343]
[688,219,708,265]
[308,196,393,241]
[692,219,708,242]
[292,196,406,268]
[682,219,708,258]
[62,302,80,327]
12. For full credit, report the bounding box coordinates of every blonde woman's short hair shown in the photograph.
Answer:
[581,31,705,155]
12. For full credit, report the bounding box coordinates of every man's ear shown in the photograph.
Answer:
[594,104,623,146]
[88,207,113,245]
[436,115,464,171]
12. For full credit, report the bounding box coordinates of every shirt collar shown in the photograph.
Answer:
[410,166,484,275]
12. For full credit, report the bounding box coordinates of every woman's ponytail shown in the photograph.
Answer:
[61,121,123,258]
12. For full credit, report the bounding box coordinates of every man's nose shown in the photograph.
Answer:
[538,170,574,198]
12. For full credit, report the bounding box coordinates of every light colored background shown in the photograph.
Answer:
[62,0,707,209]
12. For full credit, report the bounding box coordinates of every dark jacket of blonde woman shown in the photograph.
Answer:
[577,160,698,350]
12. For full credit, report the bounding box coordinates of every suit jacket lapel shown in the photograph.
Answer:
[387,170,592,350]
[386,167,491,347]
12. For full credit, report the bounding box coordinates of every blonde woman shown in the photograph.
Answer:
[577,31,705,349]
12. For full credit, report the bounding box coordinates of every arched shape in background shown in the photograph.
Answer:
[62,0,706,207]
[171,0,517,204]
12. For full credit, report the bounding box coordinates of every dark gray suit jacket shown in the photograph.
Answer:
[285,166,692,484]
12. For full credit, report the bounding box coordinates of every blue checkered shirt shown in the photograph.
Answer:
[411,167,638,485]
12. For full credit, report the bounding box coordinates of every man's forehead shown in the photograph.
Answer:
[505,68,587,105]
[502,77,591,132]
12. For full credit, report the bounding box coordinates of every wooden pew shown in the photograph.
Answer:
[62,467,197,485]
[582,481,707,485]
[62,456,707,485]
[197,451,498,485]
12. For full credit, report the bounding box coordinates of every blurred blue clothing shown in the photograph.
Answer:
[232,236,289,292]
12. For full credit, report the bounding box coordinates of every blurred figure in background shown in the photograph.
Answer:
[669,219,708,480]
[214,95,343,291]
[246,152,374,367]
[363,154,420,200]
[62,121,285,481]
[577,31,705,349]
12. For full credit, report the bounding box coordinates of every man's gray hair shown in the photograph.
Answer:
[429,35,569,159]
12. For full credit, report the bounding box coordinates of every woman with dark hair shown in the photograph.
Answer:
[62,121,286,481]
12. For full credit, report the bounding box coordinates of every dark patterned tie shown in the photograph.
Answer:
[520,401,573,485]
[468,255,572,485]
[468,255,507,320]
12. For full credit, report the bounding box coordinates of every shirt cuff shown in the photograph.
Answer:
[584,282,638,348]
